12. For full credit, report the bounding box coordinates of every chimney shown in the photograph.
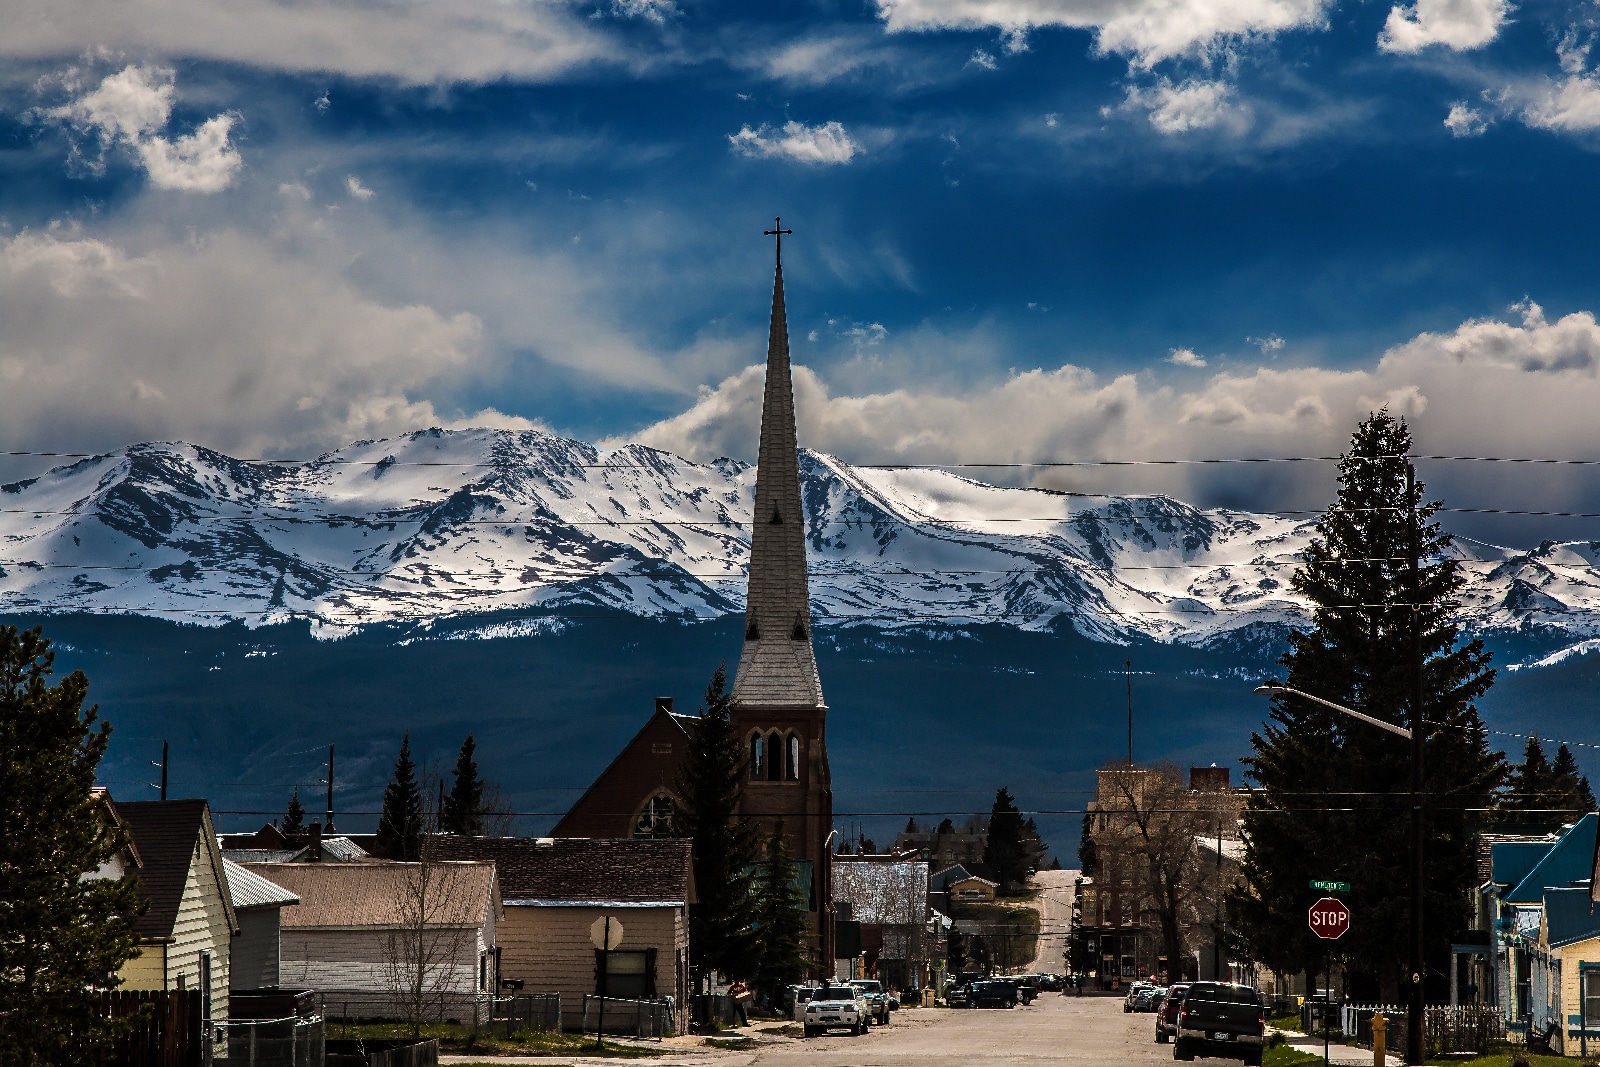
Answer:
[1190,767,1230,792]
[655,697,673,715]
[308,820,323,862]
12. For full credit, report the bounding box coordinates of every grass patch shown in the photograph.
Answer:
[702,1036,757,1050]
[1268,1013,1304,1032]
[1422,1055,1591,1067]
[1263,1047,1324,1066]
[330,1022,667,1057]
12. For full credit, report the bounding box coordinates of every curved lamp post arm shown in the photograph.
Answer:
[1252,683,1412,741]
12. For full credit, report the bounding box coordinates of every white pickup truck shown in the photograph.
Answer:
[803,984,869,1037]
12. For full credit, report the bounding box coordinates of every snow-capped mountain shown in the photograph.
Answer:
[3,428,1598,653]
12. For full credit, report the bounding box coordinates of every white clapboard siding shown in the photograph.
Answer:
[167,838,232,1020]
[281,927,481,994]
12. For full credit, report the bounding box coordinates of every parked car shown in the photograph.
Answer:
[1172,981,1265,1065]
[969,979,1019,1009]
[1155,982,1191,1043]
[803,985,869,1037]
[1124,980,1157,1012]
[947,981,973,1009]
[1132,985,1167,1012]
[790,985,820,1022]
[849,979,890,1025]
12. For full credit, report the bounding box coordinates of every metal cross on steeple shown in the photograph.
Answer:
[763,217,793,266]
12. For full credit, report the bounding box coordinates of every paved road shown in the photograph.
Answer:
[445,993,1189,1066]
[1026,869,1078,974]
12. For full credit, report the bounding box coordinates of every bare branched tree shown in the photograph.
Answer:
[477,781,517,838]
[1096,762,1238,985]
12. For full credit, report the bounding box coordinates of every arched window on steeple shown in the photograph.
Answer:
[750,733,765,780]
[767,731,783,781]
[786,734,801,781]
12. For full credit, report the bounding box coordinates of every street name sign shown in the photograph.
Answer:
[1308,897,1351,940]
[1309,880,1351,892]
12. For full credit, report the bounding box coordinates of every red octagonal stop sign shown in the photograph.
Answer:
[1308,897,1351,940]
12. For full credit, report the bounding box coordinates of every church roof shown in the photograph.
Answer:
[731,242,825,711]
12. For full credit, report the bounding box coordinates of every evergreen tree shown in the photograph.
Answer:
[440,734,485,836]
[1504,735,1552,811]
[1077,812,1099,875]
[672,663,760,987]
[282,788,306,843]
[1233,411,1503,1001]
[982,787,1029,891]
[374,733,423,861]
[856,831,877,855]
[0,625,145,1066]
[1022,815,1049,871]
[936,817,955,834]
[752,819,810,997]
[1548,743,1594,816]
[905,817,919,833]
[946,929,969,976]
[1496,736,1594,824]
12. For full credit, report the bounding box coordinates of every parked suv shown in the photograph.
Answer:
[849,980,891,1025]
[803,985,869,1037]
[1172,982,1265,1065]
[969,979,1019,1009]
[1155,982,1191,1043]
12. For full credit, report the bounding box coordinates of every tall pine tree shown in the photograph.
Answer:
[752,819,810,997]
[1551,744,1597,812]
[672,663,760,987]
[374,733,423,861]
[1500,737,1596,824]
[982,787,1029,891]
[282,788,306,843]
[439,735,485,837]
[0,626,145,1066]
[1233,411,1503,1001]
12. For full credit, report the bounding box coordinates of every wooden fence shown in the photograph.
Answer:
[93,989,204,1067]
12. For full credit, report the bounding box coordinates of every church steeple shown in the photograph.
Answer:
[731,220,825,710]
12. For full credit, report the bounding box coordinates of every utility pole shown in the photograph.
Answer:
[1214,813,1223,981]
[1125,659,1133,765]
[325,745,336,833]
[151,740,168,800]
[1406,462,1426,1066]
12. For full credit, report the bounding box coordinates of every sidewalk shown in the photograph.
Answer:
[1272,1027,1396,1066]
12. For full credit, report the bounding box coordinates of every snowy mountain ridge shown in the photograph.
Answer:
[3,428,1598,662]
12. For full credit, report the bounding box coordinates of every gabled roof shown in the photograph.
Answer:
[119,799,238,940]
[1491,839,1555,891]
[1507,815,1597,904]
[930,864,975,887]
[240,861,499,929]
[91,787,141,870]
[222,858,300,910]
[429,837,694,906]
[548,707,689,837]
[1545,887,1600,949]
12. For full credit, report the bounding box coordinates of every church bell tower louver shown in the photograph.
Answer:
[731,219,834,969]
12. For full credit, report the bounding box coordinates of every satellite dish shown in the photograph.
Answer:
[590,916,624,951]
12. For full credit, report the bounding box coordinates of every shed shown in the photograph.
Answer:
[222,858,300,992]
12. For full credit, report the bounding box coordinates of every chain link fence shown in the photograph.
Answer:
[213,1016,326,1067]
[580,996,676,1039]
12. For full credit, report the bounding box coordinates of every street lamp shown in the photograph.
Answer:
[1252,682,1424,1066]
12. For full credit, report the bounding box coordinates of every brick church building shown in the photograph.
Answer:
[552,229,836,967]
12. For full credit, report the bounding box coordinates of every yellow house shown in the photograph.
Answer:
[117,800,239,1021]
[1535,887,1600,1057]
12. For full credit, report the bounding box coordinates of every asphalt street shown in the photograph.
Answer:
[1026,868,1078,974]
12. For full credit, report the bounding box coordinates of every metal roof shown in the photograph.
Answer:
[1507,815,1596,904]
[222,857,300,909]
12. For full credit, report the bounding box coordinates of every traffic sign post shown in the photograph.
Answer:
[1307,898,1350,1067]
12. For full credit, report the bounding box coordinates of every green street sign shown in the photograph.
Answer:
[1310,879,1351,892]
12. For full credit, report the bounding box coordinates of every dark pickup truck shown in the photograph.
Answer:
[1172,982,1265,1065]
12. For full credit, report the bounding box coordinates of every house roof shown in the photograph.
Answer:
[1491,839,1555,890]
[91,787,142,870]
[223,858,300,910]
[427,837,694,906]
[1545,887,1600,949]
[930,864,975,887]
[239,861,499,929]
[833,859,930,924]
[1507,815,1596,904]
[119,799,237,940]
[224,849,303,864]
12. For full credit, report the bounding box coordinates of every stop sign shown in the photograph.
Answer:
[1308,897,1351,940]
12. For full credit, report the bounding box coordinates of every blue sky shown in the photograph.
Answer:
[5,0,1600,540]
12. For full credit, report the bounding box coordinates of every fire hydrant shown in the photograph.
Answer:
[1371,1013,1388,1066]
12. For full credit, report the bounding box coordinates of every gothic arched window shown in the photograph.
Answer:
[634,792,679,838]
[786,734,800,781]
[767,731,783,781]
[750,734,765,780]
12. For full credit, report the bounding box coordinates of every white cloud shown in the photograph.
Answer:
[612,0,677,21]
[0,0,618,86]
[346,175,376,200]
[1378,0,1507,53]
[1521,75,1600,131]
[628,299,1600,518]
[1121,79,1251,135]
[45,65,242,192]
[728,120,858,164]
[970,49,999,69]
[873,0,1331,66]
[1444,101,1490,136]
[1249,334,1285,352]
[0,226,483,456]
[1169,347,1208,367]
